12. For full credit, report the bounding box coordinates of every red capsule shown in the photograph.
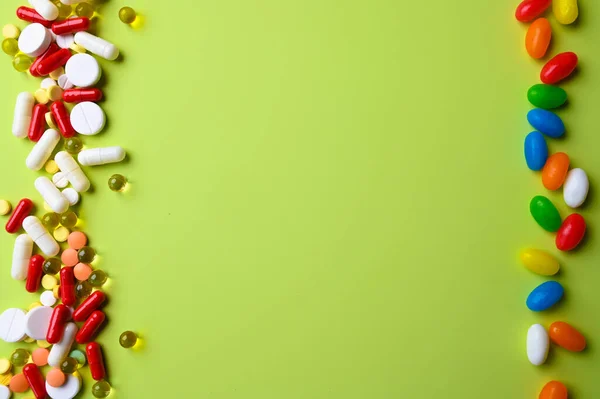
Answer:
[73,291,106,322]
[23,363,47,399]
[76,311,106,344]
[29,43,59,77]
[63,88,103,103]
[556,213,586,251]
[25,255,44,293]
[86,342,106,380]
[515,0,551,22]
[51,17,90,35]
[50,101,75,138]
[37,48,72,76]
[16,7,52,28]
[46,304,71,344]
[60,267,76,306]
[6,199,33,234]
[28,104,47,142]
[541,52,578,84]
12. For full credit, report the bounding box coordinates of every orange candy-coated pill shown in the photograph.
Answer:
[542,152,570,190]
[67,231,87,249]
[549,321,586,351]
[74,263,92,281]
[46,368,66,387]
[526,18,552,59]
[61,248,79,267]
[9,373,29,393]
[31,348,49,367]
[539,381,568,399]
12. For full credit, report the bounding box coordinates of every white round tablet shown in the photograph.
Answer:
[18,23,51,57]
[0,385,11,399]
[0,308,26,343]
[58,74,74,90]
[40,290,57,307]
[56,33,74,49]
[41,78,57,89]
[70,102,105,135]
[24,306,53,340]
[53,172,69,188]
[65,53,101,87]
[46,374,81,399]
[62,188,79,206]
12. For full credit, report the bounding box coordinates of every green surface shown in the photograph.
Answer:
[0,0,598,398]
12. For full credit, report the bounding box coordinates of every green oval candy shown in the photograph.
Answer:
[528,84,567,109]
[530,195,562,232]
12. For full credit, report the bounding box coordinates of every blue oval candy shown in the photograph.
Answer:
[527,281,564,311]
[527,108,565,138]
[524,131,548,171]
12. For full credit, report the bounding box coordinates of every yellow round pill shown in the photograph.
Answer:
[28,302,42,310]
[2,24,20,39]
[53,285,60,299]
[43,202,53,212]
[0,372,13,386]
[48,85,63,101]
[45,160,58,174]
[42,275,58,290]
[34,88,49,104]
[37,340,51,348]
[69,43,86,53]
[49,67,64,80]
[45,112,57,129]
[0,200,11,216]
[0,359,11,375]
[54,226,70,242]
[23,336,35,343]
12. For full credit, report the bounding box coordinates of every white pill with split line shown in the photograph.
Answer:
[22,216,60,257]
[35,176,69,213]
[55,151,90,192]
[26,129,61,171]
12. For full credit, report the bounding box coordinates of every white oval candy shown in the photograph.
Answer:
[46,373,81,399]
[24,305,53,340]
[12,234,33,281]
[62,188,79,206]
[18,23,51,57]
[0,385,11,399]
[53,172,69,188]
[527,323,549,366]
[40,290,57,307]
[65,53,101,87]
[29,0,58,21]
[70,102,105,135]
[0,308,26,343]
[58,75,74,90]
[56,33,74,49]
[563,168,589,208]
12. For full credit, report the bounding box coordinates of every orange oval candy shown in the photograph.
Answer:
[542,152,570,190]
[526,18,552,59]
[549,321,586,351]
[539,380,568,399]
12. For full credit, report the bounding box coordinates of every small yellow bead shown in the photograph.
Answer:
[53,285,60,299]
[69,43,86,53]
[2,24,20,39]
[49,67,64,80]
[0,200,11,216]
[48,85,63,101]
[28,302,42,310]
[45,160,59,174]
[23,336,35,343]
[0,359,11,374]
[44,202,53,212]
[42,275,58,290]
[54,226,70,242]
[34,88,49,104]
[37,340,51,348]
[45,112,57,130]
[0,372,12,386]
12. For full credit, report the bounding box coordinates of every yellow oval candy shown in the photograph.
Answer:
[520,248,560,276]
[554,0,578,25]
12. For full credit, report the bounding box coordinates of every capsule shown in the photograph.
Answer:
[23,216,60,257]
[515,0,551,21]
[28,104,48,142]
[47,304,70,344]
[73,291,106,322]
[542,152,569,190]
[6,198,33,234]
[29,43,59,77]
[549,321,585,351]
[524,131,548,171]
[60,267,76,306]
[55,152,91,192]
[22,363,47,399]
[526,281,564,311]
[50,101,76,138]
[539,381,568,399]
[63,88,103,103]
[527,84,567,109]
[76,311,106,344]
[35,176,69,214]
[556,213,586,251]
[526,18,551,59]
[48,322,77,367]
[29,0,58,21]
[530,195,561,232]
[563,168,589,208]
[86,342,106,380]
[520,248,559,276]
[12,234,33,280]
[16,7,52,28]
[553,0,578,24]
[74,32,119,61]
[527,324,549,365]
[79,147,126,166]
[52,17,90,35]
[25,255,44,293]
[541,52,578,85]
[37,48,71,76]
[527,109,564,138]
[12,92,34,138]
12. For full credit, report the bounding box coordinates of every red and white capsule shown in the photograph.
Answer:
[16,6,52,28]
[46,304,70,344]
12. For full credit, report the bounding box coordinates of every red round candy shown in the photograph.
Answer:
[556,213,586,251]
[515,0,551,22]
[541,52,578,84]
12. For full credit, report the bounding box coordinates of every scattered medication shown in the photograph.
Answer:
[60,267,76,306]
[12,92,34,138]
[18,23,51,57]
[70,102,105,135]
[61,248,78,267]
[74,31,119,60]
[57,74,74,90]
[49,66,64,79]
[549,321,586,351]
[35,176,69,214]
[88,270,106,287]
[23,215,60,257]
[29,0,58,21]
[530,195,561,232]
[108,174,127,192]
[47,305,70,344]
[556,213,586,251]
[48,85,63,101]
[60,211,77,228]
[75,2,94,18]
[0,200,10,216]
[541,52,578,84]
[515,0,551,22]
[527,323,549,366]
[119,330,137,348]
[41,78,57,89]
[2,38,18,56]
[30,43,59,77]
[11,234,33,281]
[524,131,547,171]
[42,257,60,275]
[62,188,79,206]
[16,7,53,28]
[563,168,589,208]
[73,291,105,322]
[46,373,81,399]
[553,0,578,24]
[10,349,29,367]
[45,160,59,173]
[34,88,50,104]
[79,147,126,166]
[75,280,91,298]
[31,348,49,367]
[73,263,92,280]
[55,151,91,192]
[62,88,103,103]
[25,255,44,293]
[12,53,33,72]
[59,357,77,373]
[86,342,105,380]
[76,311,105,343]
[53,226,69,242]
[52,172,69,188]
[56,33,74,49]
[527,84,567,109]
[46,368,65,387]
[37,48,72,76]
[77,246,95,263]
[23,363,47,399]
[69,350,86,368]
[526,280,564,311]
[27,130,61,171]
[6,199,33,234]
[527,109,565,138]
[52,17,90,35]
[119,6,136,24]
[41,275,58,290]
[48,322,77,367]
[0,359,10,374]
[41,213,59,230]
[67,231,86,249]
[92,380,111,398]
[65,53,101,87]
[0,309,26,343]
[9,372,29,393]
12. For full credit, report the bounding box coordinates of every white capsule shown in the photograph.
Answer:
[52,171,69,188]
[11,234,33,280]
[35,176,69,213]
[55,151,90,192]
[74,31,119,61]
[48,322,78,367]
[78,146,126,166]
[62,188,79,206]
[12,92,34,138]
[29,0,58,20]
[26,129,61,171]
[527,324,549,366]
[22,216,60,257]
[563,168,589,208]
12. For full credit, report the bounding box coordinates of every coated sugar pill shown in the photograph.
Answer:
[541,52,578,85]
[0,200,11,216]
[0,309,26,343]
[12,92,34,139]
[556,213,586,251]
[69,350,86,368]
[524,131,547,171]
[27,129,61,172]
[515,0,551,22]
[65,53,100,87]
[520,248,559,276]
[563,168,588,208]
[12,234,33,280]
[542,152,570,190]
[553,0,578,24]
[41,78,56,89]
[0,374,11,387]
[74,31,118,60]
[526,18,551,59]
[23,216,60,257]
[41,275,57,290]
[61,249,78,266]
[46,112,58,129]
[528,84,567,109]
[530,195,561,232]
[78,147,126,166]
[527,323,549,366]
[55,152,91,192]
[3,24,20,39]
[527,109,565,138]
[526,281,564,311]
[46,369,65,387]
[70,102,105,135]
[40,290,56,307]
[549,321,586,351]
[9,373,28,393]
[18,23,51,57]
[539,381,568,399]
[73,263,91,281]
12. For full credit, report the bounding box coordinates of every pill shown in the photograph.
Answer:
[74,31,118,60]
[78,246,95,263]
[78,147,126,166]
[119,331,137,348]
[527,109,564,138]
[60,0,87,4]
[526,281,564,311]
[48,87,63,104]
[11,349,30,367]
[18,23,51,57]
[40,291,56,307]
[28,104,48,142]
[49,67,64,79]
[47,305,70,344]
[0,373,12,387]
[527,323,548,365]
[67,231,86,249]
[32,348,49,367]
[563,168,588,208]
[62,88,103,103]
[45,113,56,132]
[73,263,92,281]
[34,89,49,105]
[30,43,59,77]
[26,255,44,293]
[541,52,578,85]
[60,268,76,306]
[86,342,105,380]
[37,339,51,348]
[3,24,20,39]
[119,6,136,24]
[52,172,69,188]
[12,92,34,138]
[524,131,547,171]
[0,385,9,399]
[553,0,578,24]
[56,33,74,49]
[76,311,105,343]
[61,248,78,267]
[70,102,105,135]
[57,75,73,90]
[515,0,551,22]
[35,177,69,214]
[23,216,60,257]
[27,130,61,171]
[108,174,127,191]
[13,54,33,72]
[17,7,53,28]
[41,275,57,290]
[0,309,26,343]
[527,84,567,109]
[9,373,28,393]
[0,200,10,216]
[46,369,65,387]
[23,363,47,399]
[61,189,79,206]
[41,78,56,89]
[75,2,94,17]
[549,321,585,351]
[53,226,69,242]
[556,213,586,251]
[38,48,72,76]
[539,381,568,399]
[50,101,75,138]
[65,54,100,89]
[520,248,559,275]
[52,286,59,299]
[47,322,76,367]
[2,38,18,56]
[6,199,33,234]
[60,211,77,228]
[525,18,551,59]
[24,306,53,340]
[12,234,33,280]
[73,291,105,322]
[542,152,569,190]
[52,18,89,35]
[46,373,81,399]
[530,195,561,232]
[29,0,58,21]
[0,359,10,374]
[69,43,86,53]
[55,152,91,192]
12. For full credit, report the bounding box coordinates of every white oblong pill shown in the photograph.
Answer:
[0,385,11,399]
[527,323,549,366]
[564,168,589,208]
[52,171,69,188]
[58,74,74,90]
[55,151,90,192]
[18,23,51,57]
[48,322,77,367]
[70,102,105,135]
[46,373,81,399]
[56,33,74,49]
[78,146,126,166]
[12,92,34,138]
[41,77,57,89]
[40,290,57,307]
[11,234,33,280]
[26,129,61,171]
[62,188,79,206]
[35,176,69,213]
[65,53,100,87]
[22,216,60,257]
[0,308,26,343]
[24,306,53,340]
[74,31,119,60]
[29,0,58,20]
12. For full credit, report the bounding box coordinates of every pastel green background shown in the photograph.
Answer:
[0,0,598,397]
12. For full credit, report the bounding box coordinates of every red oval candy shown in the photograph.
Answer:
[556,213,586,251]
[541,52,578,84]
[515,0,551,22]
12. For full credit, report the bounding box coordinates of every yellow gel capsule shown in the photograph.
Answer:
[0,359,11,374]
[45,160,58,174]
[553,0,578,24]
[45,112,57,130]
[34,88,49,104]
[520,248,560,276]
[42,275,58,290]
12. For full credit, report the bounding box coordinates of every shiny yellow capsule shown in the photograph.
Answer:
[42,275,58,290]
[553,0,578,24]
[34,88,49,104]
[520,248,560,276]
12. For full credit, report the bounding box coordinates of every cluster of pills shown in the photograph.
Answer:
[0,1,141,398]
[515,0,587,397]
